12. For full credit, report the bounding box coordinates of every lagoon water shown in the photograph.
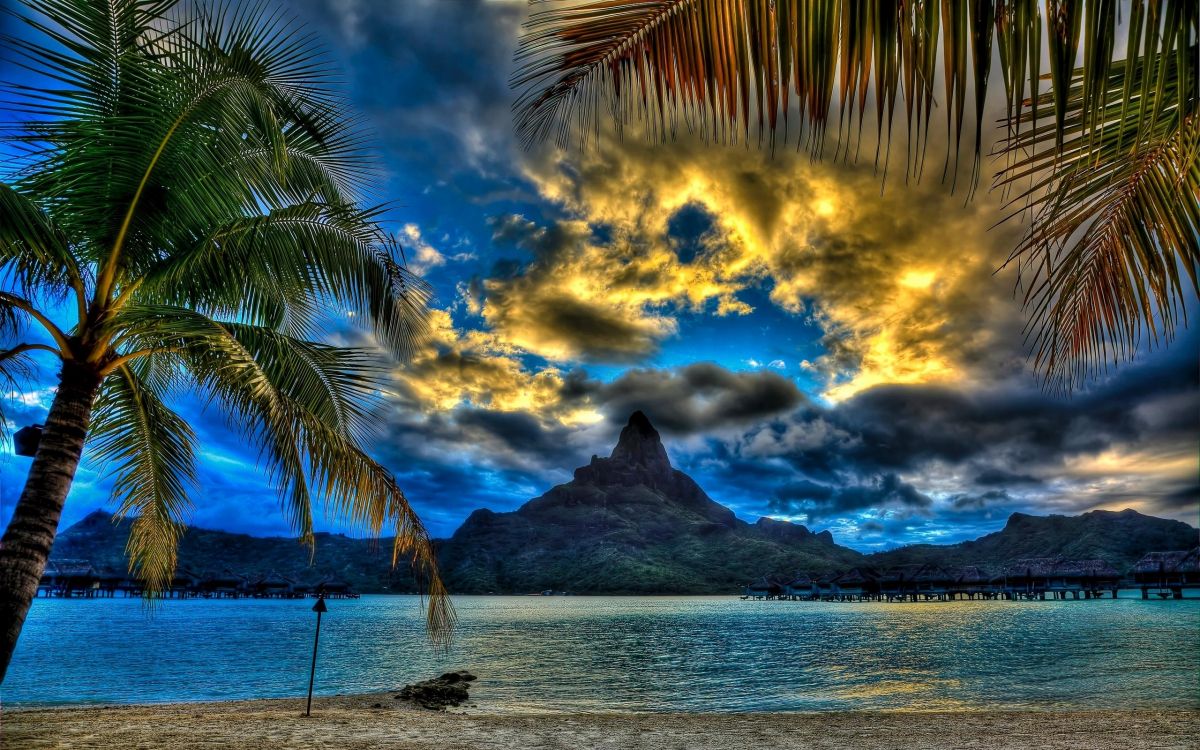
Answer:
[5,595,1198,711]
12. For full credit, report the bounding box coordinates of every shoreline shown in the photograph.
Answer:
[5,695,1198,750]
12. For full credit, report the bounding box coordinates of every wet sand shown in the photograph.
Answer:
[4,694,1197,749]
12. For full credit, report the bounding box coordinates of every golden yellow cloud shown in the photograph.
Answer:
[478,214,748,362]
[518,136,1028,399]
[395,309,601,425]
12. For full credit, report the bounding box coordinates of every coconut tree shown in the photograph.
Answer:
[513,0,1198,389]
[0,0,453,682]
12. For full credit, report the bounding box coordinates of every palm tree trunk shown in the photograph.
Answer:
[0,360,102,683]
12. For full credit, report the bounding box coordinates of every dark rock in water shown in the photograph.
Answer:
[395,671,477,710]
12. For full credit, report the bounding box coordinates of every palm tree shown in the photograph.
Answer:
[0,0,452,682]
[513,0,1198,389]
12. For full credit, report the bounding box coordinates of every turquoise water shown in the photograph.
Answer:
[4,595,1198,711]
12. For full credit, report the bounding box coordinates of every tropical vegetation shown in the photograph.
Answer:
[0,0,452,682]
[513,0,1199,389]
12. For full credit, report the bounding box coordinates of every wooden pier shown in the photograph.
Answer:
[36,560,360,600]
[743,550,1200,603]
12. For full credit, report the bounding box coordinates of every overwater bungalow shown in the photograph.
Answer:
[996,558,1120,599]
[912,565,958,600]
[827,568,879,601]
[809,572,831,600]
[877,564,926,601]
[783,574,819,601]
[742,576,783,600]
[312,577,359,599]
[1133,548,1200,599]
[37,559,360,600]
[166,568,202,598]
[252,571,300,598]
[94,568,126,597]
[751,557,1131,604]
[37,560,99,597]
[197,569,249,598]
[947,566,993,599]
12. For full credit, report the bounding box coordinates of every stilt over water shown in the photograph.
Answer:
[743,552,1200,602]
[35,559,360,599]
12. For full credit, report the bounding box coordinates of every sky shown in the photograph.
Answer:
[1,0,1197,551]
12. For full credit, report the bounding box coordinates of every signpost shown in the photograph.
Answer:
[305,596,327,717]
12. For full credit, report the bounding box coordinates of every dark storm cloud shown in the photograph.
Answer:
[1160,484,1200,512]
[949,489,1012,510]
[973,469,1042,487]
[489,214,589,265]
[756,341,1198,482]
[770,473,933,519]
[368,410,590,536]
[450,408,584,468]
[569,363,806,433]
[775,479,836,502]
[714,330,1200,525]
[488,292,668,362]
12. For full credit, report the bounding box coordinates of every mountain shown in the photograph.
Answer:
[50,510,424,594]
[867,509,1198,571]
[435,411,863,593]
[48,411,1199,594]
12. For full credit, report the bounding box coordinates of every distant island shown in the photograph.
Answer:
[50,412,1199,595]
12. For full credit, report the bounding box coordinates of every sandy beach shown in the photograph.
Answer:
[4,694,1197,750]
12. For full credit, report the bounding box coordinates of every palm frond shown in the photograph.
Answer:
[107,304,454,641]
[0,343,45,433]
[135,202,432,357]
[513,0,1194,186]
[997,29,1199,390]
[3,0,451,643]
[89,363,198,595]
[0,183,84,301]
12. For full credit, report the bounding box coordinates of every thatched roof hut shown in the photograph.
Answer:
[170,567,201,589]
[948,566,991,585]
[744,576,783,597]
[313,577,357,598]
[197,568,247,595]
[1001,557,1120,586]
[1002,558,1058,579]
[877,564,924,586]
[252,571,295,596]
[41,560,99,588]
[1133,548,1200,584]
[831,567,880,593]
[1053,559,1120,580]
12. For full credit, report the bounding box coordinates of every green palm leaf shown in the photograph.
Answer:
[0,0,452,663]
[90,365,198,595]
[512,0,1198,387]
[997,33,1199,389]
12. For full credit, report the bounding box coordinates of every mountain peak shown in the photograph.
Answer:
[610,411,670,472]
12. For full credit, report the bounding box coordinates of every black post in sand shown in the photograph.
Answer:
[306,596,327,716]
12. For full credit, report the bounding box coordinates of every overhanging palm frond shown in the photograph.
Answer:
[514,0,1198,387]
[89,364,198,595]
[516,2,1012,171]
[513,1,1191,183]
[0,0,452,649]
[997,32,1200,391]
[137,202,432,356]
[107,304,454,642]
